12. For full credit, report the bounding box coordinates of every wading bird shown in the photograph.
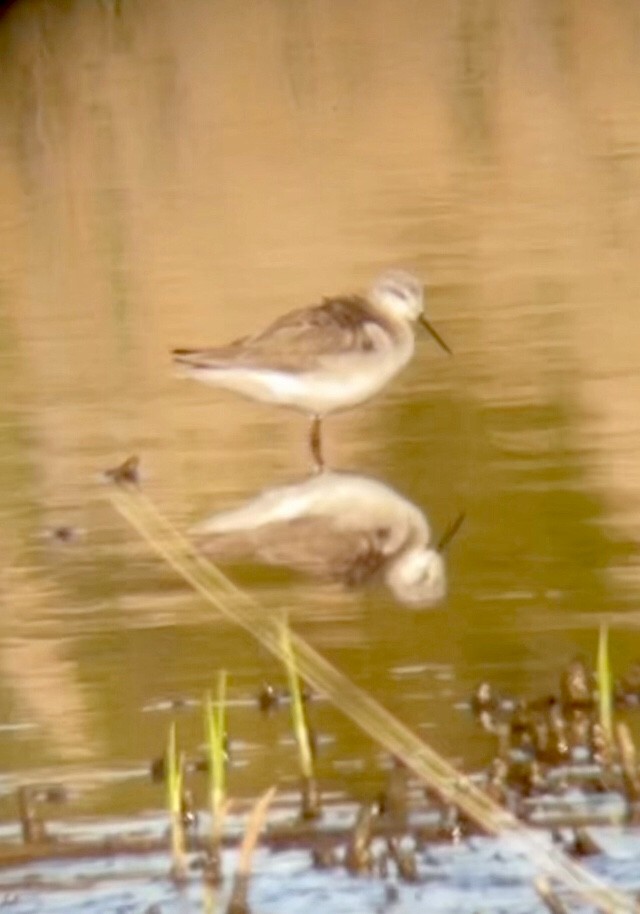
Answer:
[173,271,450,469]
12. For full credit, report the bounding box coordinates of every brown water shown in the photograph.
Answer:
[1,0,640,825]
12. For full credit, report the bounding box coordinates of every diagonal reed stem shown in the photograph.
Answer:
[110,486,638,914]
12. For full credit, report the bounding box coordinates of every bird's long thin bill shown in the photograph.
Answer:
[437,513,465,552]
[419,315,452,355]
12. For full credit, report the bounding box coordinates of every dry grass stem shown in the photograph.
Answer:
[616,723,640,809]
[226,786,277,914]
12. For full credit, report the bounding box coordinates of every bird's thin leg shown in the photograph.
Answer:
[309,415,324,472]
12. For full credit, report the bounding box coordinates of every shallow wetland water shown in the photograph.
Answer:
[2,1,640,911]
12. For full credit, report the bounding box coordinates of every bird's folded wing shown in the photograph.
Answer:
[196,515,383,584]
[173,297,382,373]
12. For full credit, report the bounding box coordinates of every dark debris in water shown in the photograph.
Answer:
[257,680,314,714]
[103,454,141,487]
[468,654,640,829]
[40,524,86,545]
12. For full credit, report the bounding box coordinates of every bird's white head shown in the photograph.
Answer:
[385,546,447,609]
[369,270,425,322]
[370,269,451,354]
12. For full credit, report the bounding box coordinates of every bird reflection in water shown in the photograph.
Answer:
[192,472,462,608]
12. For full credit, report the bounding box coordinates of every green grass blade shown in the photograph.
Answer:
[280,620,314,780]
[166,722,180,816]
[166,721,186,878]
[597,624,613,741]
[204,672,227,824]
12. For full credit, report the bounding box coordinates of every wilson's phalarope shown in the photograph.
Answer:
[173,270,450,468]
[192,471,462,608]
